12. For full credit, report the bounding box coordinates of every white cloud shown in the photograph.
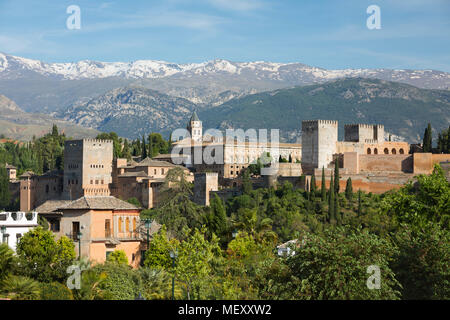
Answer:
[205,0,265,11]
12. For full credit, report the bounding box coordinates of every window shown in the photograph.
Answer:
[374,148,378,154]
[399,148,404,154]
[126,217,130,233]
[367,148,371,155]
[384,148,389,154]
[392,148,397,155]
[50,219,60,232]
[72,222,80,241]
[105,219,111,238]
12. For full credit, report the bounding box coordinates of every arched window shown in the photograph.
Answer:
[374,148,378,154]
[384,148,389,154]
[399,148,404,154]
[133,218,136,233]
[392,148,397,155]
[126,217,130,233]
[367,148,372,155]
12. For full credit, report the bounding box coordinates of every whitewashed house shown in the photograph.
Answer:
[0,212,38,252]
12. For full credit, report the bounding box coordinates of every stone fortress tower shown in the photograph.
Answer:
[301,120,338,173]
[187,110,203,142]
[64,139,114,200]
[344,124,385,143]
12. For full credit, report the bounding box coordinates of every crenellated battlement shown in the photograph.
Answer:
[83,138,113,144]
[344,123,383,129]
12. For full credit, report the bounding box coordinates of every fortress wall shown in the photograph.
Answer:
[278,163,303,177]
[413,153,450,174]
[358,154,413,173]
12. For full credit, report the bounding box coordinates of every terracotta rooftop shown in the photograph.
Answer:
[118,171,149,178]
[34,200,72,214]
[137,157,186,169]
[59,196,140,210]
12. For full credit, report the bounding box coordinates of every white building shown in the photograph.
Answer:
[0,212,38,252]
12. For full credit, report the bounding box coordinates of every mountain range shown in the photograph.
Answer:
[0,53,449,142]
[0,52,449,113]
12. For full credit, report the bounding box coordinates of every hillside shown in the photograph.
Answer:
[60,87,198,139]
[199,78,450,143]
[0,95,100,140]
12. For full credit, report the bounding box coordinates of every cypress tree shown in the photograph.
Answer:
[345,177,353,202]
[334,159,340,194]
[321,166,327,202]
[423,123,433,152]
[310,172,317,195]
[328,173,335,223]
[148,134,154,158]
[142,135,147,159]
[357,189,362,216]
[289,154,293,163]
[305,180,310,200]
[335,194,340,225]
[0,167,11,210]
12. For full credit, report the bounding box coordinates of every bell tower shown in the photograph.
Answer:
[187,110,202,142]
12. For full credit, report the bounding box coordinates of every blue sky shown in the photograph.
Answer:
[0,0,449,71]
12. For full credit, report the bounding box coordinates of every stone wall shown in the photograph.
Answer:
[358,154,413,173]
[193,172,219,206]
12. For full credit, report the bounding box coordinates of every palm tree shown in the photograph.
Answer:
[0,244,15,281]
[1,275,40,300]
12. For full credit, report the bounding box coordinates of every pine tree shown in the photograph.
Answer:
[321,166,327,202]
[142,135,147,159]
[345,177,353,202]
[334,159,340,194]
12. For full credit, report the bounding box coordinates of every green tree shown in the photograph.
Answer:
[107,250,129,265]
[0,244,15,281]
[0,275,41,300]
[357,189,362,216]
[328,174,335,223]
[288,228,401,300]
[422,123,433,152]
[321,167,327,202]
[142,134,148,159]
[173,227,221,300]
[382,164,450,229]
[345,177,353,202]
[204,194,228,243]
[334,159,340,194]
[392,224,450,299]
[242,169,253,195]
[0,167,11,209]
[16,227,76,283]
[144,225,179,270]
[40,282,73,300]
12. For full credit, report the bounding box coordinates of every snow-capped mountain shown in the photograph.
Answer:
[0,52,449,90]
